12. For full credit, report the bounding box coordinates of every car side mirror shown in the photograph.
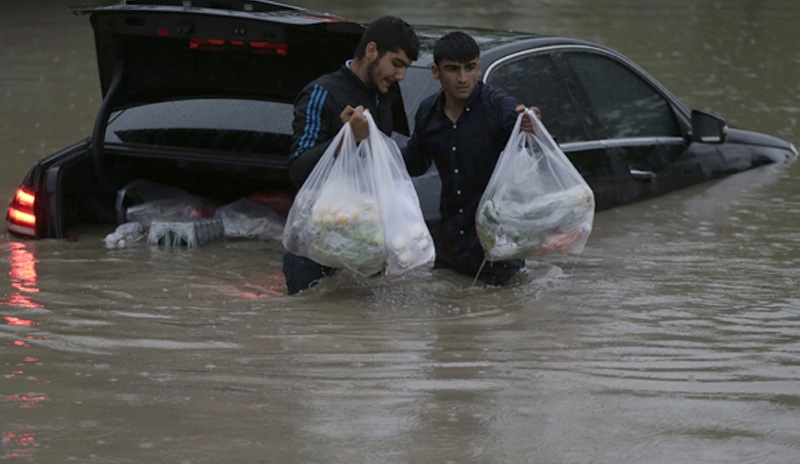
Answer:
[691,110,728,144]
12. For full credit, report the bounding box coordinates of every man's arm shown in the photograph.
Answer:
[401,130,432,177]
[288,83,335,187]
[400,104,434,177]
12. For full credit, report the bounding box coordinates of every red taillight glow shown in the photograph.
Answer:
[7,188,37,237]
[189,38,226,51]
[248,41,288,56]
[187,37,288,55]
[14,189,35,208]
[8,207,36,228]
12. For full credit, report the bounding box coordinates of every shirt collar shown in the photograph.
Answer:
[434,81,485,114]
[342,60,380,97]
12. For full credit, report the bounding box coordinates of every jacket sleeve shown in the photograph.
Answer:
[288,83,335,187]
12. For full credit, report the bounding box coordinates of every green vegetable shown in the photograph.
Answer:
[477,184,594,260]
[286,197,386,275]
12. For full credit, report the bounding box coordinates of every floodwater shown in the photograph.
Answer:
[1,0,799,462]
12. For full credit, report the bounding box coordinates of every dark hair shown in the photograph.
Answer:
[354,16,419,61]
[433,31,480,65]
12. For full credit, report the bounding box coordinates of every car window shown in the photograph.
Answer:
[563,52,680,138]
[485,53,587,143]
[400,66,442,131]
[107,99,294,155]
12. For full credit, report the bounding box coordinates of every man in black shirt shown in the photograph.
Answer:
[401,31,537,285]
[284,16,420,294]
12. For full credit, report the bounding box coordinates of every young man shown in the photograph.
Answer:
[284,16,420,295]
[401,31,537,285]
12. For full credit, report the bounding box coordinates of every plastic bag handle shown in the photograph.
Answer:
[329,112,357,161]
[360,109,382,159]
[524,109,560,152]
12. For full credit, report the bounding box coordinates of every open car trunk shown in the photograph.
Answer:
[34,0,367,239]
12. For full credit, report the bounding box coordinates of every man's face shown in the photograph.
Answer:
[366,48,413,94]
[432,58,481,102]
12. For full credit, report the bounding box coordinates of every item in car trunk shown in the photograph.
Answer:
[147,218,224,248]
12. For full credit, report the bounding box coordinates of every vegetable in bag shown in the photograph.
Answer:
[283,120,386,275]
[364,112,435,275]
[283,111,435,276]
[476,110,595,260]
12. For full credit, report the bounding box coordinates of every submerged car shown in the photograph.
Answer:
[6,0,797,239]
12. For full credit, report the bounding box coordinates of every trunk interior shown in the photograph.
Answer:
[55,142,297,239]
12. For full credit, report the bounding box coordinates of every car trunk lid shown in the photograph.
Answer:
[72,0,365,108]
[70,0,365,193]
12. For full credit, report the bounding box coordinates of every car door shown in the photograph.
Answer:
[485,45,690,210]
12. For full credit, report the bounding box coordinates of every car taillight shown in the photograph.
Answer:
[7,188,37,238]
[187,37,288,55]
[248,41,288,56]
[189,38,226,51]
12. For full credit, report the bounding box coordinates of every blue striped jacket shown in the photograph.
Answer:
[288,64,409,187]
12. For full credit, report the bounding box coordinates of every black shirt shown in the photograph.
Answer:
[288,63,409,187]
[403,81,519,258]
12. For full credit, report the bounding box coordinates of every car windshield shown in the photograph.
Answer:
[106,99,294,155]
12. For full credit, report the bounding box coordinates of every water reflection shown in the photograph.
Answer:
[1,241,47,461]
[2,242,42,309]
[2,427,37,461]
[3,393,47,409]
[2,335,45,461]
[0,0,798,462]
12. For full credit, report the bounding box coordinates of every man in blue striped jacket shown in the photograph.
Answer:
[284,16,420,294]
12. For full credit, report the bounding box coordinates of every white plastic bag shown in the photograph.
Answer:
[365,113,435,275]
[104,222,145,249]
[117,179,216,228]
[476,110,595,261]
[283,119,385,275]
[283,111,434,276]
[215,198,285,241]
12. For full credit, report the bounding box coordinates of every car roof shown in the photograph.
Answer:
[410,25,611,69]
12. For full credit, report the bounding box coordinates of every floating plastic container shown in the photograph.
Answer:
[147,218,224,248]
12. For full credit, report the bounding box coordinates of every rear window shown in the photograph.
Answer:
[399,67,441,131]
[106,99,294,155]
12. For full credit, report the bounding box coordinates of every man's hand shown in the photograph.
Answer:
[516,105,541,134]
[341,105,369,141]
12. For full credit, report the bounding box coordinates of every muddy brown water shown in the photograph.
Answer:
[1,0,799,462]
